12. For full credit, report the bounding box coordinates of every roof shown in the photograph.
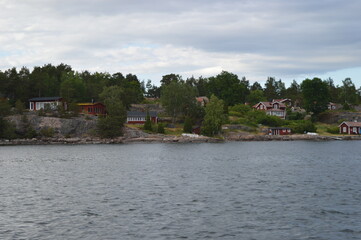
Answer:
[196,96,209,102]
[29,97,63,102]
[253,101,286,109]
[268,127,291,130]
[127,111,158,117]
[339,121,361,127]
[272,98,291,103]
[77,102,105,106]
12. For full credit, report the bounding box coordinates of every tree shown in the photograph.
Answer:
[340,78,358,105]
[143,112,152,131]
[161,74,182,86]
[285,80,302,104]
[183,117,193,133]
[201,95,226,136]
[250,81,263,91]
[301,78,330,118]
[207,71,247,106]
[60,72,86,102]
[161,81,197,123]
[97,86,127,138]
[246,90,266,105]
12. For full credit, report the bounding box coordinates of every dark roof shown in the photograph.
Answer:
[268,127,291,130]
[29,97,63,102]
[127,111,158,117]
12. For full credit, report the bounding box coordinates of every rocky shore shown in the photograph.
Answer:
[1,132,361,146]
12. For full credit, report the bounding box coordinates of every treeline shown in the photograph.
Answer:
[1,64,360,109]
[150,72,361,108]
[0,63,144,107]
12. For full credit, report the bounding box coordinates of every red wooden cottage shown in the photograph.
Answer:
[339,121,361,134]
[267,127,291,135]
[29,97,66,111]
[253,101,287,119]
[127,111,158,124]
[78,102,106,115]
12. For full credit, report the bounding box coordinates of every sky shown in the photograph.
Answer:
[1,0,361,87]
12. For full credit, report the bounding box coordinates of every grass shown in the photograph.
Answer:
[315,122,339,135]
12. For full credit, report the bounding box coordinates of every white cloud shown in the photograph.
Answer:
[1,0,361,85]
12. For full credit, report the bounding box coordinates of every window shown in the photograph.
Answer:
[343,127,346,133]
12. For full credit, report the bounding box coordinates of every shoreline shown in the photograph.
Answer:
[1,134,361,146]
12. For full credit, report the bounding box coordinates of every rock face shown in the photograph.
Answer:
[319,111,361,124]
[6,113,97,137]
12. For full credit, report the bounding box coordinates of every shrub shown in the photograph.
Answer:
[287,120,317,134]
[327,126,339,134]
[257,115,284,127]
[40,127,55,137]
[97,116,123,138]
[15,100,25,114]
[143,113,152,131]
[183,117,193,133]
[157,123,165,134]
[228,104,252,115]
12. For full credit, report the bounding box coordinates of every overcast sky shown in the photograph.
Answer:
[1,0,361,86]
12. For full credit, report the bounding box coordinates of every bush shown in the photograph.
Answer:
[287,120,317,134]
[0,117,17,139]
[157,123,165,134]
[258,115,284,127]
[40,127,55,137]
[143,113,152,131]
[25,126,37,139]
[228,104,252,115]
[97,116,123,138]
[327,126,339,134]
[183,117,193,133]
[15,100,25,114]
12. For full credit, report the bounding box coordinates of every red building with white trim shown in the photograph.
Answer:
[127,111,158,124]
[339,121,361,134]
[253,101,287,119]
[78,103,106,115]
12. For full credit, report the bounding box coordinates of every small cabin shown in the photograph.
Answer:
[78,102,106,115]
[127,111,158,124]
[268,127,291,135]
[339,121,361,134]
[29,97,66,111]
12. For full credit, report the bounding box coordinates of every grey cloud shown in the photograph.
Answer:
[1,0,361,83]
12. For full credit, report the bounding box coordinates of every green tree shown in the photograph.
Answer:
[97,86,127,138]
[161,74,182,86]
[250,81,263,91]
[207,71,247,106]
[183,117,193,133]
[157,123,165,134]
[246,90,266,105]
[340,78,358,105]
[301,78,330,118]
[60,72,86,102]
[161,81,197,123]
[143,112,152,131]
[201,95,226,136]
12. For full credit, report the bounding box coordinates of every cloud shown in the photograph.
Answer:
[1,0,361,85]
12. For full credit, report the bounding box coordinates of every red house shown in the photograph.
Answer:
[267,127,291,135]
[78,103,106,115]
[253,101,287,119]
[339,121,361,134]
[127,111,158,124]
[29,97,66,111]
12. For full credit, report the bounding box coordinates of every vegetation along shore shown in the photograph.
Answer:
[1,63,361,144]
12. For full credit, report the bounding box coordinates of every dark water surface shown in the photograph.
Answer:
[1,141,361,239]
